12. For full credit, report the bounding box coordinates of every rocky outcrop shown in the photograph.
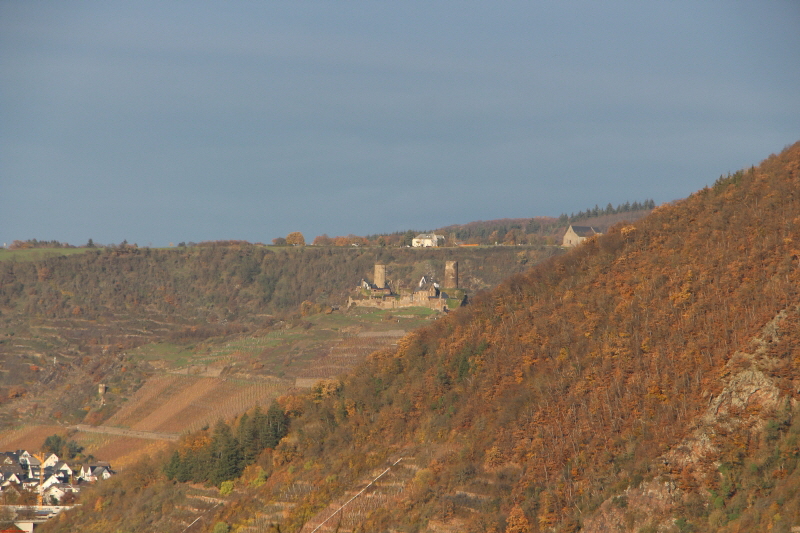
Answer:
[582,306,797,533]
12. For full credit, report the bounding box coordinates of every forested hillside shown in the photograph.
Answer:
[0,245,553,323]
[0,245,557,429]
[252,143,800,532]
[36,142,800,532]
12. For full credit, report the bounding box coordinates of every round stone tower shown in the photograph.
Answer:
[374,263,387,289]
[444,261,458,289]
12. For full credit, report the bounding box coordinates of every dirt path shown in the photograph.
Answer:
[357,330,406,337]
[71,424,180,441]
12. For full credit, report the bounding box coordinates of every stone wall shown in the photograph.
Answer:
[348,295,448,312]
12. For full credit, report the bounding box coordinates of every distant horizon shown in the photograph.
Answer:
[3,2,799,248]
[1,197,659,248]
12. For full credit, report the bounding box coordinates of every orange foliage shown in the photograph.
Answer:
[280,142,800,531]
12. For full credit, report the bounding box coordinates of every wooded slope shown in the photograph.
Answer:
[39,142,800,533]
[0,245,554,322]
[0,244,556,426]
[271,142,800,532]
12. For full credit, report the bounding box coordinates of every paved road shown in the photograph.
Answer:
[71,424,180,441]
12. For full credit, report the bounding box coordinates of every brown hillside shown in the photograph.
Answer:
[39,142,800,533]
[268,142,800,532]
[0,244,556,430]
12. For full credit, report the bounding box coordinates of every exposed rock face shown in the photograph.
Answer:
[667,310,788,473]
[582,479,677,533]
[581,307,796,533]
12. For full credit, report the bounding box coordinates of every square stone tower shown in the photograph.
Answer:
[374,263,387,289]
[444,261,458,289]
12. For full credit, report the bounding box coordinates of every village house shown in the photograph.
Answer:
[18,454,40,480]
[43,483,79,505]
[77,462,113,483]
[52,461,73,480]
[0,449,112,507]
[1,471,23,490]
[0,453,24,490]
[0,449,88,531]
[1,452,19,465]
[20,478,40,492]
[411,233,445,247]
[39,467,72,492]
[562,225,602,247]
[41,454,60,469]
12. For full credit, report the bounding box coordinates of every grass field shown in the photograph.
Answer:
[306,306,436,329]
[125,307,433,377]
[0,247,92,261]
[129,342,197,368]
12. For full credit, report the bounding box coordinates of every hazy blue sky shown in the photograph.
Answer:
[2,2,799,247]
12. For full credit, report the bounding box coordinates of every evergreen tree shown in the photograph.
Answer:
[164,450,181,480]
[403,230,416,247]
[213,442,244,485]
[238,410,261,462]
[42,434,66,456]
[263,401,289,449]
[209,420,244,486]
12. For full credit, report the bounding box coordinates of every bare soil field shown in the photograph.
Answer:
[0,424,170,467]
[1,307,434,471]
[0,424,65,451]
[104,373,294,434]
[88,435,171,469]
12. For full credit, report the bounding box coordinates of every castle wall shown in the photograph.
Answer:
[348,296,448,312]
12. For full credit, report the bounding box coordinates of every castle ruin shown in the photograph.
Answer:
[350,261,466,311]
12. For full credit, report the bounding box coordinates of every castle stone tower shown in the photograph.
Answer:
[374,263,387,289]
[444,261,458,289]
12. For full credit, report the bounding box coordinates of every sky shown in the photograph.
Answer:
[2,2,799,247]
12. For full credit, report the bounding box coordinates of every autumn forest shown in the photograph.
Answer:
[2,142,800,532]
